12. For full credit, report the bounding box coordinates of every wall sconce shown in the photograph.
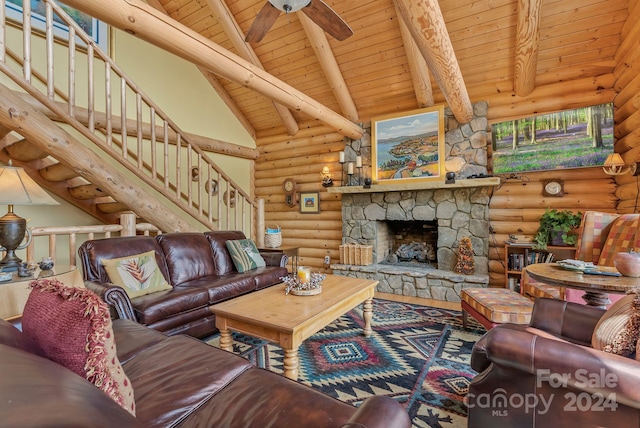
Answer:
[0,161,59,271]
[444,157,466,184]
[602,153,640,176]
[321,166,334,187]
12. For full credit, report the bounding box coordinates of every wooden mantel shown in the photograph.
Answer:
[327,177,500,194]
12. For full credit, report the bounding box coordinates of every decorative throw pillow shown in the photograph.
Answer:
[592,292,640,356]
[102,250,172,299]
[21,279,136,415]
[225,239,266,273]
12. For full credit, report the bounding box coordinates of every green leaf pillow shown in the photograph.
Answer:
[101,250,172,298]
[225,239,266,273]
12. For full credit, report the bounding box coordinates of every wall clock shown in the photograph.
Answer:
[542,179,564,197]
[282,178,297,207]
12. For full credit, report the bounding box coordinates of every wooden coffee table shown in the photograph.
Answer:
[210,275,378,380]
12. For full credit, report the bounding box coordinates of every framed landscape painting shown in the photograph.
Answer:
[371,105,445,184]
[6,0,108,51]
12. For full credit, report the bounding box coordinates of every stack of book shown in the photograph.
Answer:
[505,234,530,245]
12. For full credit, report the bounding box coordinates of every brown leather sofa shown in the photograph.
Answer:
[78,231,288,338]
[0,317,412,428]
[468,298,640,427]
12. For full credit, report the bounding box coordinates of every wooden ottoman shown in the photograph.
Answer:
[461,288,534,330]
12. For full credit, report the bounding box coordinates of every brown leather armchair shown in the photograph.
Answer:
[468,298,640,428]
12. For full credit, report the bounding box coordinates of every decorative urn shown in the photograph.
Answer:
[614,251,640,277]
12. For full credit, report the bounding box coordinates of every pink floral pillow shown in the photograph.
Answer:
[21,279,136,415]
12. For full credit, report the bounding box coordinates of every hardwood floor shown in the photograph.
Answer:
[375,291,462,311]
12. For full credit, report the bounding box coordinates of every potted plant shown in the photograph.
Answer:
[533,209,582,250]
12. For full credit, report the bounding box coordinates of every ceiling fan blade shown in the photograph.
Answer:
[301,0,353,41]
[245,2,282,43]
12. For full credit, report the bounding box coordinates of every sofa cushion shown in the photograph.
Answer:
[205,230,247,275]
[130,286,211,325]
[254,266,288,290]
[592,293,640,356]
[121,335,252,428]
[225,239,266,273]
[102,250,172,299]
[177,275,256,304]
[156,233,217,285]
[21,279,136,415]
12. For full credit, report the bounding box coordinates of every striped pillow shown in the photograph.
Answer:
[225,239,266,273]
[592,293,640,356]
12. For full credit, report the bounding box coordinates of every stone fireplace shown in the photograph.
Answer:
[330,102,494,302]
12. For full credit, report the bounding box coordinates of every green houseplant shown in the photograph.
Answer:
[533,209,582,250]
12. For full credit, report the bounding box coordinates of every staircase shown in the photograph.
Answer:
[0,0,260,236]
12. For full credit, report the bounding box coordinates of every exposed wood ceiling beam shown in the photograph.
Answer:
[393,1,434,108]
[145,0,257,139]
[63,0,363,139]
[298,13,358,122]
[205,0,299,136]
[514,0,542,97]
[393,0,473,123]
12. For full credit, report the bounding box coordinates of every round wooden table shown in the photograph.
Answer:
[526,263,640,308]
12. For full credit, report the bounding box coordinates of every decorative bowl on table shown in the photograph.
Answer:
[614,251,640,277]
[281,273,326,296]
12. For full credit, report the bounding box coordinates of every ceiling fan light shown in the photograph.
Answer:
[269,0,311,13]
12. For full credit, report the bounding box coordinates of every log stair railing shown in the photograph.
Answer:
[0,0,262,238]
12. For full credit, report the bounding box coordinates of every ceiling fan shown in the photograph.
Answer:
[245,0,353,43]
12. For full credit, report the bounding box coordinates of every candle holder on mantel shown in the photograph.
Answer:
[347,162,355,186]
[339,151,346,186]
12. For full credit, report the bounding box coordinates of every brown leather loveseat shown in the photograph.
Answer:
[467,298,640,427]
[0,317,412,427]
[78,231,288,338]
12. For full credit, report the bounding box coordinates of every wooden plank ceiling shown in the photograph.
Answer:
[146,0,629,139]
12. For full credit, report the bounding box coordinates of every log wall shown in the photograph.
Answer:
[612,0,640,215]
[255,3,639,281]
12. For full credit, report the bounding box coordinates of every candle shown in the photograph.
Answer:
[297,266,311,284]
[339,151,345,163]
[356,156,362,168]
[347,162,354,174]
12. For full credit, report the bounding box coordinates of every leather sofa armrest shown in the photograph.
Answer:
[84,281,137,321]
[485,327,640,409]
[529,297,604,344]
[260,252,288,268]
[340,396,411,428]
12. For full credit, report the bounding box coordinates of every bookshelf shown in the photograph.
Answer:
[504,242,576,291]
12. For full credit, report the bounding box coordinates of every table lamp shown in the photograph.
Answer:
[0,161,59,271]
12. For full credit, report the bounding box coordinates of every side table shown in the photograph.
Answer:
[258,246,300,273]
[0,265,82,320]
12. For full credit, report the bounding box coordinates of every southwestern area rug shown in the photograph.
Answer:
[205,298,486,428]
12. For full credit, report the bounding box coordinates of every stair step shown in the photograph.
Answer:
[68,184,108,200]
[97,202,129,214]
[39,163,79,182]
[4,139,48,162]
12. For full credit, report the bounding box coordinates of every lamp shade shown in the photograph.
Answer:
[602,153,636,176]
[0,165,59,206]
[269,0,311,12]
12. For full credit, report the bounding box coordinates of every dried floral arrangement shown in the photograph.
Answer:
[281,273,326,296]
